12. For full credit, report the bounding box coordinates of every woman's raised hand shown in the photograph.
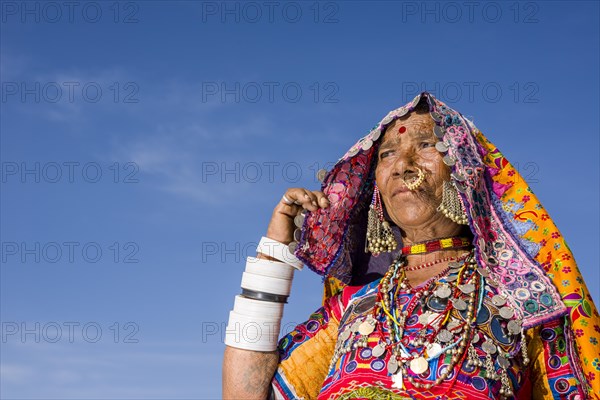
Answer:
[265,188,330,245]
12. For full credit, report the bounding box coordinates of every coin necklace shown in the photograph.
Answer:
[371,249,481,390]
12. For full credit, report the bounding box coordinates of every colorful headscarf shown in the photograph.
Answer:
[294,92,600,398]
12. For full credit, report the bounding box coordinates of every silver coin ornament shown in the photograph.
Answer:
[498,355,510,368]
[316,169,327,182]
[433,125,445,138]
[482,341,497,355]
[410,357,429,374]
[507,320,521,335]
[443,155,456,166]
[373,343,386,357]
[435,142,449,152]
[288,242,297,253]
[388,357,399,374]
[427,343,443,358]
[436,285,452,299]
[340,328,351,341]
[361,139,373,151]
[358,320,375,336]
[458,283,475,294]
[492,295,507,307]
[438,329,453,343]
[499,306,515,320]
[453,298,468,311]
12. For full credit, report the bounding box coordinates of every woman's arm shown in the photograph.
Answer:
[222,188,330,399]
[222,346,279,399]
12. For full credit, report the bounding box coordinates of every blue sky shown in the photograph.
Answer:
[1,1,598,398]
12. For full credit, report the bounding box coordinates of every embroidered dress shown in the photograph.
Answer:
[273,270,586,399]
[271,92,599,399]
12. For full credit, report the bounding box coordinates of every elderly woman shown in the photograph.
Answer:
[222,93,600,399]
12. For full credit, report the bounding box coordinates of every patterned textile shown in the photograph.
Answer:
[273,276,587,399]
[288,92,599,398]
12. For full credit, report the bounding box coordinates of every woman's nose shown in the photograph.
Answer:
[391,148,416,177]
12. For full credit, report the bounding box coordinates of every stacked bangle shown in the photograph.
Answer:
[256,236,304,270]
[225,237,302,352]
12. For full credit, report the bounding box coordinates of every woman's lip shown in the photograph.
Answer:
[392,187,410,196]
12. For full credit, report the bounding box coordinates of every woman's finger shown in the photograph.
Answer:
[311,190,330,208]
[280,188,323,212]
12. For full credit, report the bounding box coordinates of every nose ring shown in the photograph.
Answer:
[403,167,425,191]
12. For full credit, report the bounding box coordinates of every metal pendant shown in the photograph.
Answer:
[443,155,456,166]
[293,228,302,242]
[361,139,373,151]
[382,113,394,125]
[447,319,462,332]
[433,125,445,138]
[427,342,443,359]
[492,295,507,307]
[499,306,515,320]
[410,356,429,374]
[418,312,431,325]
[288,242,297,253]
[370,129,381,141]
[451,172,466,182]
[435,141,449,153]
[339,327,351,341]
[387,357,399,374]
[431,112,443,124]
[358,320,375,336]
[458,283,475,294]
[435,285,452,299]
[507,320,521,335]
[497,354,510,368]
[316,169,327,182]
[455,181,467,193]
[427,312,441,325]
[372,343,386,357]
[482,341,497,355]
[437,329,453,343]
[294,214,304,228]
[452,298,467,311]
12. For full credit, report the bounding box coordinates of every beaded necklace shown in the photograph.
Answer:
[374,250,479,390]
[330,242,525,397]
[400,236,471,256]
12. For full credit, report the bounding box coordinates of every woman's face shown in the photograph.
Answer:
[375,112,452,231]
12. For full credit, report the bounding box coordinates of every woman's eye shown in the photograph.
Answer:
[379,151,391,159]
[421,142,435,148]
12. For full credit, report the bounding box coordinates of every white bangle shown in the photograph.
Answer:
[241,272,293,296]
[256,237,303,270]
[225,310,281,352]
[245,256,295,280]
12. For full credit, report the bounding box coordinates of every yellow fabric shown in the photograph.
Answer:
[476,131,600,399]
[277,317,340,399]
[322,275,345,304]
[527,325,554,399]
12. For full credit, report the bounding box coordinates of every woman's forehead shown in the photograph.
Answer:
[382,115,435,142]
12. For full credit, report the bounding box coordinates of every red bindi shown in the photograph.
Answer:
[398,126,407,134]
